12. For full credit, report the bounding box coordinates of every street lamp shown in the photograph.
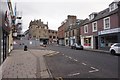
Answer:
[69,24,72,46]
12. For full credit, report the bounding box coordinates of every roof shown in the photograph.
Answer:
[82,1,119,25]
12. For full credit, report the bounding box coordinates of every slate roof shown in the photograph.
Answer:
[82,6,119,25]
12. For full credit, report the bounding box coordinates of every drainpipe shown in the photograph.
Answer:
[118,2,120,43]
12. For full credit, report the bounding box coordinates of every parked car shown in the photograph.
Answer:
[71,43,83,50]
[109,43,120,54]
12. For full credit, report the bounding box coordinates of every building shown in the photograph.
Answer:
[64,15,77,46]
[0,0,14,65]
[48,29,58,44]
[29,19,49,44]
[80,0,120,50]
[58,15,84,46]
[58,20,66,46]
[29,19,58,45]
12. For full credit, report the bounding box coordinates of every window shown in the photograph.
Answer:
[65,33,68,37]
[84,38,91,46]
[49,36,52,38]
[92,22,97,32]
[114,43,120,47]
[53,36,56,39]
[48,30,50,33]
[104,17,110,29]
[109,3,118,12]
[89,15,94,20]
[84,25,88,33]
[72,30,74,36]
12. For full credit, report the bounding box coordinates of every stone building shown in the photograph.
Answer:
[64,15,83,46]
[29,19,49,44]
[29,19,58,45]
[48,29,58,44]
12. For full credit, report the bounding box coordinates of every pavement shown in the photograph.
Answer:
[0,49,57,79]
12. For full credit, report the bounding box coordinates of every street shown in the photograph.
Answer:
[1,0,120,80]
[44,44,119,78]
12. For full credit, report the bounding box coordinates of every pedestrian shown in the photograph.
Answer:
[24,45,27,51]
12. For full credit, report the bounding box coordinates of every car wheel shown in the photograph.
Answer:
[111,50,116,54]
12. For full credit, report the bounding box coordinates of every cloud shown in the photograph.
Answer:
[11,0,114,32]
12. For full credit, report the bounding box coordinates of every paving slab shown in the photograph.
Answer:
[0,49,56,79]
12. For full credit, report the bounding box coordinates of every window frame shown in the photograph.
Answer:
[92,21,97,32]
[103,17,110,30]
[84,25,88,33]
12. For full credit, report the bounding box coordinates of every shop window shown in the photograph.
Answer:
[84,38,91,46]
[104,17,110,29]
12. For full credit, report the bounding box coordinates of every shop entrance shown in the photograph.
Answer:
[95,36,98,49]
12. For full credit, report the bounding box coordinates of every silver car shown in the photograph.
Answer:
[71,43,83,50]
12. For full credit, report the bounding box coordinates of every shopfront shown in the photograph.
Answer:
[0,1,11,65]
[70,36,76,46]
[98,28,120,50]
[81,35,94,49]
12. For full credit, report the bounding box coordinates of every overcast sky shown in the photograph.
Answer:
[11,0,116,32]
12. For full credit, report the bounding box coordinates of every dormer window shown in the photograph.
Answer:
[89,15,94,20]
[89,12,97,20]
[109,2,118,12]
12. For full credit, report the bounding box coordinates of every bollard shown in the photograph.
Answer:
[24,45,27,51]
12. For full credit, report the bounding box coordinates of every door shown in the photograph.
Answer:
[95,36,98,49]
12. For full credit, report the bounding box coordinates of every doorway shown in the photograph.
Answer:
[95,36,98,49]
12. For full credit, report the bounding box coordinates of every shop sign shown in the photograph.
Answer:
[98,28,120,35]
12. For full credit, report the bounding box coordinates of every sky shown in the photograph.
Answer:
[11,0,116,32]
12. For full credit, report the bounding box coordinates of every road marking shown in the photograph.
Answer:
[68,72,80,76]
[65,55,68,58]
[74,59,78,62]
[69,57,72,59]
[90,67,96,69]
[89,69,99,73]
[89,67,99,73]
[82,63,87,65]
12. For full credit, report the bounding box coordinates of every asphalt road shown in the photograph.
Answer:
[44,44,119,78]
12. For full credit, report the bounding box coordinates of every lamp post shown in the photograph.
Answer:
[69,24,72,46]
